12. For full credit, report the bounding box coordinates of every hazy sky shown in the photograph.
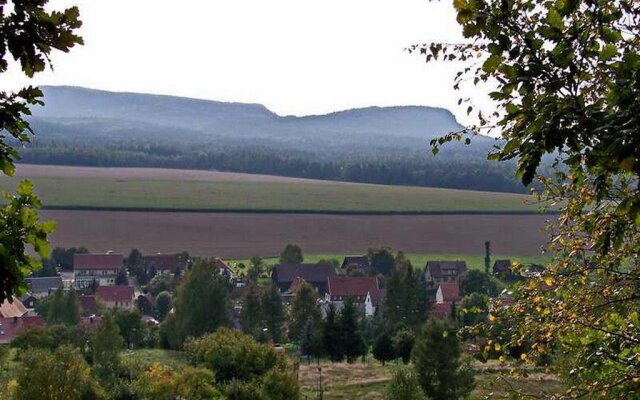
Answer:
[4,0,487,124]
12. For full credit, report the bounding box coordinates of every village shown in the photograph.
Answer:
[0,245,527,346]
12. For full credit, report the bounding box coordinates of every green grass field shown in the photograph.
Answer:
[229,253,550,272]
[0,175,542,213]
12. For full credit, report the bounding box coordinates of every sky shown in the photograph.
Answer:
[3,0,489,125]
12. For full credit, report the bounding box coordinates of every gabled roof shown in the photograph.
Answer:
[74,254,123,270]
[0,316,45,344]
[96,286,134,303]
[437,283,460,302]
[425,261,467,279]
[25,276,63,294]
[0,299,28,318]
[341,256,371,270]
[328,276,379,297]
[273,263,336,284]
[144,254,187,271]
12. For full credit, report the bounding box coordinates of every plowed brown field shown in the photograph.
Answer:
[42,210,549,258]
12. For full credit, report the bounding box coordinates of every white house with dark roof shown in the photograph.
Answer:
[73,254,123,288]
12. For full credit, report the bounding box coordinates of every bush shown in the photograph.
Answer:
[185,328,282,382]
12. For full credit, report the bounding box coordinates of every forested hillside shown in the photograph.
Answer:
[21,86,533,192]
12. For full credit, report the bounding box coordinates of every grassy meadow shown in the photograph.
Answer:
[0,174,541,213]
[228,253,551,273]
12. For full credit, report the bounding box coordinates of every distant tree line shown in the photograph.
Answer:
[18,139,532,193]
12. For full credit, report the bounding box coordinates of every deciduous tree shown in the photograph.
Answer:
[279,244,304,264]
[419,0,640,396]
[0,0,82,303]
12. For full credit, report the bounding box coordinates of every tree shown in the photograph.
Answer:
[484,241,491,275]
[339,297,366,363]
[168,258,232,347]
[322,304,344,362]
[392,328,415,364]
[248,255,264,282]
[240,284,263,338]
[459,293,488,327]
[299,316,324,362]
[115,266,128,286]
[185,328,281,383]
[382,263,429,330]
[383,366,427,400]
[368,247,395,276]
[37,287,81,326]
[261,369,301,400]
[113,308,146,349]
[132,364,222,400]
[372,330,395,366]
[0,0,82,303]
[91,314,124,376]
[412,319,474,400]
[261,284,285,343]
[288,281,320,341]
[420,1,640,396]
[11,346,103,400]
[155,291,172,321]
[459,270,499,297]
[279,244,303,264]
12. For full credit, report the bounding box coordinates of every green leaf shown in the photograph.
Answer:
[547,8,564,30]
[599,44,617,62]
[482,54,502,73]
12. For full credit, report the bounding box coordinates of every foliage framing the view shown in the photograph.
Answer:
[0,0,82,302]
[415,0,640,398]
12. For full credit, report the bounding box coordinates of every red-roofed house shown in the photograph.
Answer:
[74,253,123,288]
[96,286,135,309]
[326,276,381,316]
[0,316,44,344]
[436,283,460,304]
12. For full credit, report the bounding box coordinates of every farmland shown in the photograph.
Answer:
[1,164,543,214]
[41,210,549,257]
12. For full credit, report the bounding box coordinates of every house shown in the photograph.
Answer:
[0,298,28,318]
[493,259,512,278]
[73,253,124,288]
[424,261,467,288]
[326,276,381,317]
[272,263,336,294]
[19,294,37,310]
[364,288,386,317]
[95,286,135,309]
[143,254,188,276]
[25,276,63,298]
[326,276,379,303]
[435,283,460,304]
[341,255,371,275]
[214,257,235,281]
[0,316,45,344]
